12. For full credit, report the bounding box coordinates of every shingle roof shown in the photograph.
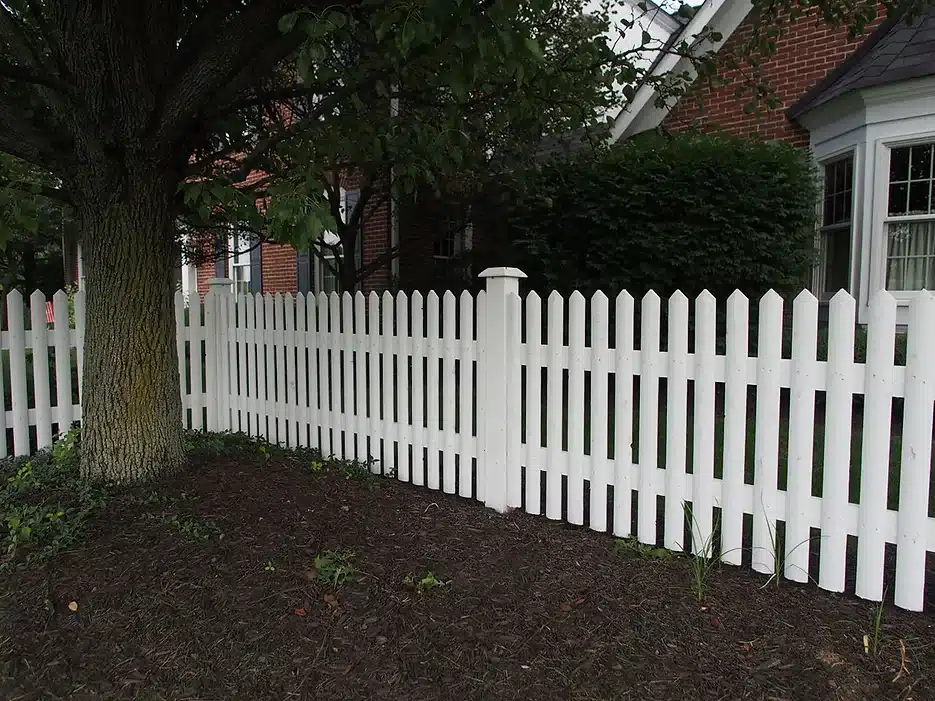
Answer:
[788,5,935,118]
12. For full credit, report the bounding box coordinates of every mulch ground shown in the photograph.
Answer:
[2,452,934,701]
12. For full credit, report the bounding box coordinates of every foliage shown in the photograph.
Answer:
[476,132,819,300]
[0,154,68,296]
[164,515,223,543]
[0,426,109,569]
[614,537,673,561]
[403,571,450,593]
[314,549,358,586]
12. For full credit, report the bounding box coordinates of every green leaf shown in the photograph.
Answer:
[278,11,298,33]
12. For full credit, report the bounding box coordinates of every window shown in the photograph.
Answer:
[228,230,252,295]
[885,142,935,291]
[816,156,854,298]
[313,188,361,294]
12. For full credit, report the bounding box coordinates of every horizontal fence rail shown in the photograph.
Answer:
[2,273,934,611]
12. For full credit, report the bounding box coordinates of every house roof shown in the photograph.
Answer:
[788,5,935,118]
[609,0,753,142]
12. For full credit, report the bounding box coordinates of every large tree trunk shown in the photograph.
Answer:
[78,173,184,483]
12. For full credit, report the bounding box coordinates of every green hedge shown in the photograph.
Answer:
[475,133,820,300]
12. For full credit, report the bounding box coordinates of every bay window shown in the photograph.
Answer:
[885,141,935,291]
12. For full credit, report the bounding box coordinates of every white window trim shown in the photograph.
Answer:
[871,130,935,304]
[228,229,252,296]
[814,151,857,300]
[314,187,351,295]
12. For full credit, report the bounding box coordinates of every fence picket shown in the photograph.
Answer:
[785,291,819,583]
[295,293,308,447]
[443,291,458,493]
[319,292,332,456]
[190,295,205,431]
[285,293,297,447]
[589,291,610,532]
[27,291,52,449]
[343,293,355,458]
[546,291,564,520]
[721,291,748,565]
[355,293,368,463]
[397,291,411,480]
[262,294,275,441]
[273,294,287,445]
[367,292,380,468]
[855,292,896,601]
[225,293,237,433]
[326,293,341,457]
[7,291,28,455]
[691,291,716,555]
[567,291,586,525]
[426,292,441,490]
[895,292,935,611]
[53,290,73,435]
[459,290,474,499]
[381,291,396,477]
[638,291,661,544]
[819,291,855,592]
[411,292,426,485]
[613,292,635,537]
[308,294,322,451]
[245,295,258,436]
[752,291,783,575]
[175,292,186,425]
[664,291,689,550]
[525,292,543,514]
[74,290,85,402]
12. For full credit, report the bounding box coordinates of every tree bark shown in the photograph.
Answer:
[78,173,184,483]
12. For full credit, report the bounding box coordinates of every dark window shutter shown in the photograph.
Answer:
[215,234,227,277]
[297,249,312,293]
[345,189,364,270]
[249,241,262,294]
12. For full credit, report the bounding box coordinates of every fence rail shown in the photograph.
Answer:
[2,272,934,611]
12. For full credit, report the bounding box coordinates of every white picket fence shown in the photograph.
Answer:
[2,271,934,611]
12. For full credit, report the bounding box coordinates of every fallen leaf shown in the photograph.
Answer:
[559,603,572,612]
[67,601,78,612]
[711,618,721,628]
[573,598,585,605]
[323,594,340,609]
[295,608,307,617]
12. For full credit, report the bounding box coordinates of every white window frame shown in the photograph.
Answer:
[228,229,252,296]
[870,129,935,305]
[879,137,935,294]
[814,152,856,300]
[314,187,359,295]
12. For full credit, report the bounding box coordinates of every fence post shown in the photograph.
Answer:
[206,277,233,431]
[479,267,526,513]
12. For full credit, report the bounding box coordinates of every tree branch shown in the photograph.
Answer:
[0,177,72,205]
[0,102,60,171]
[0,59,70,91]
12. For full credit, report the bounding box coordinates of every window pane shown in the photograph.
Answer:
[910,144,933,180]
[822,227,852,296]
[889,182,909,215]
[833,160,846,191]
[908,180,932,214]
[823,196,834,225]
[890,146,911,182]
[886,220,935,290]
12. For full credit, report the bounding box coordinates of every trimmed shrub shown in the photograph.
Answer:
[475,132,820,300]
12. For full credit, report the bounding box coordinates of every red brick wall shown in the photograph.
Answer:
[663,7,885,144]
[261,243,297,294]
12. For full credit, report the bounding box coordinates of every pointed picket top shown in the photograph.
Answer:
[591,290,608,312]
[396,289,409,306]
[569,289,585,305]
[908,288,935,327]
[668,289,688,313]
[426,289,439,304]
[382,289,394,305]
[794,288,818,305]
[616,289,634,306]
[53,288,68,306]
[342,290,353,305]
[547,288,562,305]
[526,289,542,307]
[443,289,456,305]
[727,289,748,305]
[27,288,45,312]
[368,290,380,305]
[828,287,855,307]
[6,288,23,305]
[459,288,472,305]
[759,288,784,310]
[355,290,367,312]
[695,289,715,304]
[641,289,660,305]
[868,287,897,308]
[274,291,283,304]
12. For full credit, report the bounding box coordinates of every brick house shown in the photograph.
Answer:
[613,0,935,324]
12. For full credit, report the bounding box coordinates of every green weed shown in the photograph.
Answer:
[314,549,357,586]
[865,593,887,655]
[404,571,449,593]
[614,537,673,561]
[164,516,222,542]
[682,502,724,601]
